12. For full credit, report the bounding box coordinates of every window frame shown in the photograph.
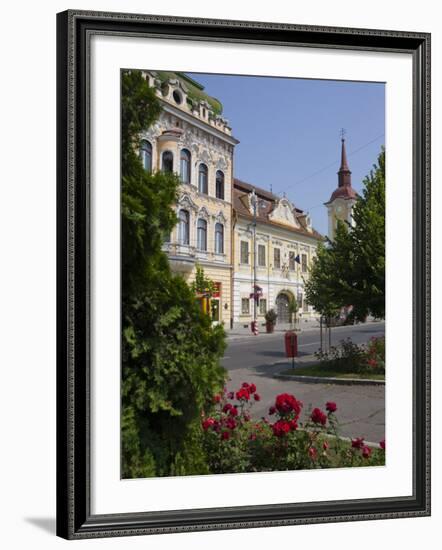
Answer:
[197,218,208,251]
[215,170,225,200]
[178,209,190,245]
[161,150,174,173]
[258,244,266,267]
[215,222,224,254]
[198,163,208,194]
[180,148,191,184]
[139,139,152,172]
[240,240,249,265]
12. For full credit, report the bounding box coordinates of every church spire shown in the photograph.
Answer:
[338,136,352,187]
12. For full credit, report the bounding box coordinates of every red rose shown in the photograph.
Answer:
[223,403,233,413]
[229,406,238,417]
[227,391,235,399]
[380,439,386,450]
[269,406,276,415]
[351,437,365,449]
[308,447,318,460]
[325,401,337,413]
[362,445,372,459]
[226,417,237,430]
[221,431,230,440]
[272,420,291,437]
[249,383,257,394]
[275,393,302,416]
[241,382,249,389]
[213,394,221,403]
[236,388,250,401]
[202,418,215,431]
[289,419,298,431]
[311,407,327,426]
[254,393,261,401]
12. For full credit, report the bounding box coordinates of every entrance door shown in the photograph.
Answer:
[276,293,290,324]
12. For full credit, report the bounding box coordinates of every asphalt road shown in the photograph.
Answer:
[221,322,385,443]
[222,321,385,371]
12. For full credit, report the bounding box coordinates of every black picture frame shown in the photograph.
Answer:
[56,9,431,540]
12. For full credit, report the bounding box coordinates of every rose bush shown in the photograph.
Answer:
[201,383,385,474]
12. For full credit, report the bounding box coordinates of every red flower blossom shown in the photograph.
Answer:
[272,420,291,437]
[225,417,237,430]
[311,407,327,426]
[223,403,233,413]
[213,394,221,403]
[227,391,234,399]
[249,383,257,394]
[308,447,318,460]
[202,418,215,431]
[269,406,276,415]
[274,393,302,416]
[236,388,250,401]
[362,445,372,459]
[221,431,230,440]
[323,441,329,451]
[241,382,250,389]
[325,401,337,413]
[380,439,386,450]
[229,406,238,417]
[289,419,298,431]
[351,437,365,449]
[254,393,261,401]
[367,358,377,368]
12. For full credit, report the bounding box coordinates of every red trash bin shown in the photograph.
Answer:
[284,331,298,357]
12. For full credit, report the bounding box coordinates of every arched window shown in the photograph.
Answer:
[215,223,224,254]
[162,151,173,173]
[139,139,152,172]
[198,163,208,194]
[178,209,189,245]
[180,149,191,184]
[216,170,225,200]
[197,219,207,251]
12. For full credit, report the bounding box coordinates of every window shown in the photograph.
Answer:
[240,241,249,264]
[162,150,173,173]
[198,163,208,194]
[289,251,296,271]
[215,223,224,254]
[178,210,189,245]
[180,149,191,183]
[197,219,207,251]
[241,298,250,315]
[258,244,266,267]
[139,139,152,172]
[259,299,267,315]
[273,247,281,269]
[172,89,182,104]
[302,253,308,273]
[216,170,225,200]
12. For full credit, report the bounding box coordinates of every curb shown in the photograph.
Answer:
[273,372,385,386]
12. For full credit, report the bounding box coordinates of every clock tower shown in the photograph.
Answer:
[325,136,357,241]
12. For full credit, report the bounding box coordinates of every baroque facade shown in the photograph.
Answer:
[232,179,323,329]
[141,71,239,326]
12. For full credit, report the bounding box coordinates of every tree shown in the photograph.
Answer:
[305,149,385,322]
[121,70,227,478]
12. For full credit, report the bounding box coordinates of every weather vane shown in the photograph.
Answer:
[340,128,347,140]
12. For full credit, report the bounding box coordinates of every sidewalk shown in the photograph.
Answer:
[227,318,321,339]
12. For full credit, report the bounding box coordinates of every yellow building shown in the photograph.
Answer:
[232,179,323,329]
[141,71,239,326]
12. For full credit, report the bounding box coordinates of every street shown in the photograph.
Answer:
[222,321,385,443]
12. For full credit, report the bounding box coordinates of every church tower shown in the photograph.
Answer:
[325,136,357,241]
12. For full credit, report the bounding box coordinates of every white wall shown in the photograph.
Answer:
[0,0,440,548]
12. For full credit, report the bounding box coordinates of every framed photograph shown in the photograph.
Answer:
[56,10,430,539]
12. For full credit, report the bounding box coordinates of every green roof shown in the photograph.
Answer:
[155,71,223,116]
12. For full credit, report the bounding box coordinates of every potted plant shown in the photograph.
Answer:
[265,309,277,333]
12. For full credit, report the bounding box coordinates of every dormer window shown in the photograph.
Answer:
[172,90,183,105]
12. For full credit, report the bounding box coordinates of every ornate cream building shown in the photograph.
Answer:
[232,179,323,328]
[140,71,239,325]
[325,138,357,240]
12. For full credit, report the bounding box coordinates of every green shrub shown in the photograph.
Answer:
[314,337,385,375]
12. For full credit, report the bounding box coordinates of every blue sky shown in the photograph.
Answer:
[187,72,385,236]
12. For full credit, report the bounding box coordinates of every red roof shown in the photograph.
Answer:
[327,185,358,202]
